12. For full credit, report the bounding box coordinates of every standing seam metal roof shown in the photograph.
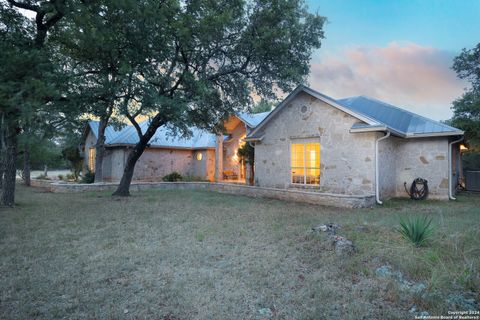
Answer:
[337,96,462,136]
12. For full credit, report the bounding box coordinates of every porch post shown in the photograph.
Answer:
[215,135,223,182]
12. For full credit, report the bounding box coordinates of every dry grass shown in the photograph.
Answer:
[0,185,478,319]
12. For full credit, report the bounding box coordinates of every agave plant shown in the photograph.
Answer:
[398,216,434,247]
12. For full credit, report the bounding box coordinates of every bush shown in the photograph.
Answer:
[162,172,183,182]
[398,216,434,247]
[58,174,64,181]
[66,173,75,181]
[35,174,51,180]
[81,170,95,184]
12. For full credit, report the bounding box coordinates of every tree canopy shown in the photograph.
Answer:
[451,43,480,150]
[0,0,326,203]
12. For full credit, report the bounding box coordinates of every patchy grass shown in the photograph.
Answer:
[0,186,479,319]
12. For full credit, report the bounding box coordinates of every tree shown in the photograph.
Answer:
[55,0,143,182]
[237,142,254,185]
[451,43,480,151]
[0,1,67,206]
[252,99,276,114]
[110,0,325,196]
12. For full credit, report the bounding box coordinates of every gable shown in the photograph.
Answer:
[246,85,379,140]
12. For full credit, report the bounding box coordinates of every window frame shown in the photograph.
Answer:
[290,141,320,186]
[88,147,96,172]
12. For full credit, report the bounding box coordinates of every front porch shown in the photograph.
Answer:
[215,115,250,185]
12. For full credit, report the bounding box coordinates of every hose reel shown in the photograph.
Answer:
[404,178,429,200]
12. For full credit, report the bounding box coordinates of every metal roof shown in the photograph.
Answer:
[337,96,463,137]
[88,112,272,149]
[88,121,217,149]
[246,85,381,140]
[237,111,271,128]
[88,90,463,148]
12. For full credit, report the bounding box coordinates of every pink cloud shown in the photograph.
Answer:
[308,42,467,120]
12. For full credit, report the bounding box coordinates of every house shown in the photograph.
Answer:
[82,112,269,182]
[83,85,464,203]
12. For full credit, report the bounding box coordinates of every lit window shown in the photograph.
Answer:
[89,147,96,172]
[196,152,203,161]
[291,143,320,185]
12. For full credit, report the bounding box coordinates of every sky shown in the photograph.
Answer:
[304,0,480,121]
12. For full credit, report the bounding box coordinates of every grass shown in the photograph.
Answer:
[0,186,479,319]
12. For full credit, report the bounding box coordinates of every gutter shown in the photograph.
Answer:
[375,131,391,205]
[448,136,464,200]
[243,136,264,142]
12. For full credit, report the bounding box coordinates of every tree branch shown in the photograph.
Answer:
[7,0,40,12]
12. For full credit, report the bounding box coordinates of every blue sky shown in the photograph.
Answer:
[305,0,480,120]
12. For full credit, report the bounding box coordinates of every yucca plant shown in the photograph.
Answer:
[398,216,434,247]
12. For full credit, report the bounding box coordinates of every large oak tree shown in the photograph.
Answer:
[108,0,326,196]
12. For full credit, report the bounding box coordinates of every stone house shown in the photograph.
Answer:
[82,85,464,203]
[82,112,269,182]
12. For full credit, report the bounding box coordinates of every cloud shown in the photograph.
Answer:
[309,42,466,120]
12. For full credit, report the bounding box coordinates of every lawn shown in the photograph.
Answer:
[0,185,479,319]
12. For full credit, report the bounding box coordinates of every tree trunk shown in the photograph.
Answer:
[94,118,108,183]
[43,165,48,177]
[112,117,165,196]
[0,113,5,189]
[112,141,148,196]
[23,145,31,186]
[2,124,18,207]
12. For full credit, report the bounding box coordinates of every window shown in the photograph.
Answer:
[291,142,320,185]
[88,147,96,172]
[196,152,203,161]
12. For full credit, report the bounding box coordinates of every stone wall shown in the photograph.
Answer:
[131,148,194,181]
[394,137,449,199]
[378,135,398,199]
[205,149,216,181]
[37,180,376,208]
[254,91,376,196]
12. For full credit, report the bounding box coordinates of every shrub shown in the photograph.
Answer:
[162,172,183,182]
[58,174,64,181]
[81,170,95,184]
[66,173,75,181]
[398,216,434,247]
[35,174,51,180]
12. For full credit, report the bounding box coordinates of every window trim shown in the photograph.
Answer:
[290,142,320,186]
[88,147,96,172]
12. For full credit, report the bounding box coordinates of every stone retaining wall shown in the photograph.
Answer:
[32,180,376,208]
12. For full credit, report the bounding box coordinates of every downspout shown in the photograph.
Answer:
[375,131,391,205]
[448,136,464,200]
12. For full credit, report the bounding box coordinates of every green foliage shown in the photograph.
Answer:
[17,137,64,170]
[237,143,255,165]
[81,170,95,184]
[162,172,183,182]
[451,43,480,151]
[66,173,75,181]
[462,152,480,171]
[61,147,83,181]
[398,216,434,247]
[58,174,64,180]
[35,174,50,180]
[252,99,276,114]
